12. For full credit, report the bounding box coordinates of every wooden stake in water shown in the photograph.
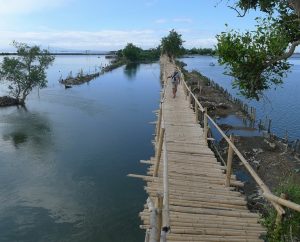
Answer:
[268,119,272,133]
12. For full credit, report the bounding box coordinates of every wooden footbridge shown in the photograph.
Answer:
[129,55,300,242]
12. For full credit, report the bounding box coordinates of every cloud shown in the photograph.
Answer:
[185,38,217,48]
[0,30,162,51]
[155,19,167,24]
[154,18,194,25]
[145,0,158,7]
[0,0,70,15]
[0,28,218,51]
[173,18,193,24]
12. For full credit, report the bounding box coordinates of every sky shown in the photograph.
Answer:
[0,0,262,52]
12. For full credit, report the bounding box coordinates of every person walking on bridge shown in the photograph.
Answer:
[168,68,180,98]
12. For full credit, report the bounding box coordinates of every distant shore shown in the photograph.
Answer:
[0,52,112,56]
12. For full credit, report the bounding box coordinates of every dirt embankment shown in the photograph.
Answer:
[183,69,300,211]
[60,59,125,86]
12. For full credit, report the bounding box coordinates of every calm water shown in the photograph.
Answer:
[180,55,300,140]
[0,56,161,242]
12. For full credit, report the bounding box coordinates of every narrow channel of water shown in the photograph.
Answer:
[0,56,161,242]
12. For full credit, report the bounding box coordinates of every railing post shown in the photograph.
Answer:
[195,94,199,123]
[156,195,163,242]
[225,135,234,187]
[154,128,165,177]
[185,88,188,100]
[204,107,208,143]
[195,103,199,123]
[276,193,287,226]
[188,86,192,107]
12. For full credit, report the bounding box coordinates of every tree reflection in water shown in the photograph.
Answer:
[124,63,140,80]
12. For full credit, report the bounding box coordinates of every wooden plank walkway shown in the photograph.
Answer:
[137,56,266,242]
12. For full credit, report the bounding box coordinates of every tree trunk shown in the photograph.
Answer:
[290,0,300,16]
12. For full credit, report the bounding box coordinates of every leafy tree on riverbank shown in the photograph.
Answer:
[161,29,185,58]
[217,0,300,100]
[0,41,55,104]
[185,47,216,56]
[121,43,160,62]
[122,43,142,62]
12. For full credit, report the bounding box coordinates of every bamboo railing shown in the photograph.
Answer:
[179,69,300,218]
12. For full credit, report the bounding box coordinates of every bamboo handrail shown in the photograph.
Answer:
[182,78,204,112]
[179,69,294,216]
[206,113,285,215]
[263,192,300,212]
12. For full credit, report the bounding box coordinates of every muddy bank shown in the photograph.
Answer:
[60,59,125,86]
[181,66,300,212]
[60,72,101,85]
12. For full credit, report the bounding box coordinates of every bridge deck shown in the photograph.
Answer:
[139,56,266,242]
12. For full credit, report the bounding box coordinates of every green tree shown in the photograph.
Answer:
[161,29,184,58]
[186,47,216,55]
[217,1,300,100]
[0,41,55,104]
[122,43,142,62]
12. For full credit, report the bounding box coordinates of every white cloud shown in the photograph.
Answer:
[155,19,167,24]
[145,0,158,7]
[0,28,218,51]
[185,38,218,48]
[173,18,193,24]
[0,30,162,51]
[0,0,70,15]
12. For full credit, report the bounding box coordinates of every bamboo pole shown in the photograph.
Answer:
[275,193,286,226]
[141,211,260,223]
[144,229,150,242]
[204,108,208,143]
[206,115,285,216]
[195,100,199,124]
[155,105,162,140]
[153,128,165,177]
[188,86,192,107]
[264,192,300,212]
[225,135,234,187]
[181,77,204,111]
[149,198,158,242]
[156,195,163,241]
[162,133,170,228]
[268,119,272,133]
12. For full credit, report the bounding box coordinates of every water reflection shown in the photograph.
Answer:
[1,107,52,150]
[124,63,140,79]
